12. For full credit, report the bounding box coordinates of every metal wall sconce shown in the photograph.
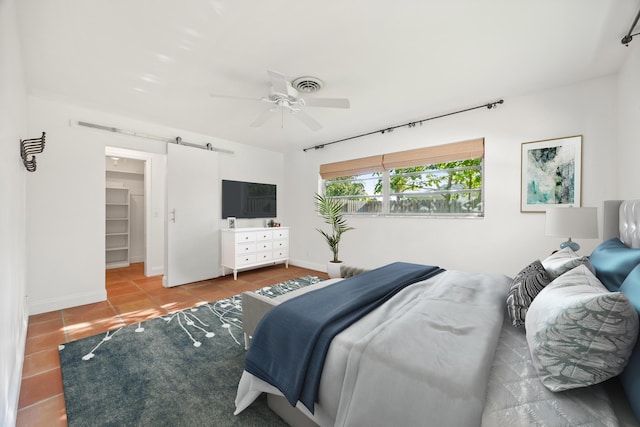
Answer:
[20,132,46,172]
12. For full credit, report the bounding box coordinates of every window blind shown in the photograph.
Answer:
[382,138,484,170]
[319,155,384,179]
[319,138,484,179]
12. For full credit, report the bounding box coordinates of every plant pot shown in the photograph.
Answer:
[327,261,343,278]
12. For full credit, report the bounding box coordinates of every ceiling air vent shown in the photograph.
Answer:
[292,76,324,93]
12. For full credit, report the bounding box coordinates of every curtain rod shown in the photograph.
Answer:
[621,7,640,45]
[76,121,234,154]
[302,99,504,152]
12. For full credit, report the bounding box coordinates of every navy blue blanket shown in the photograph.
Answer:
[244,262,444,412]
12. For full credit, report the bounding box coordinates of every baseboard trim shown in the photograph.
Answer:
[28,289,108,315]
[288,259,325,273]
[4,301,29,427]
[147,264,164,277]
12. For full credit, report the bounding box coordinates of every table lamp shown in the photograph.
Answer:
[545,206,598,251]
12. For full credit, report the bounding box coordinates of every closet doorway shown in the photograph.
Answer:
[105,155,145,268]
[105,147,161,278]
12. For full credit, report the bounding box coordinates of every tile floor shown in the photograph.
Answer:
[16,263,327,426]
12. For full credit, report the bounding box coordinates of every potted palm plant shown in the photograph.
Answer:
[314,193,354,278]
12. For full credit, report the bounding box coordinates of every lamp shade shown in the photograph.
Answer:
[545,207,598,251]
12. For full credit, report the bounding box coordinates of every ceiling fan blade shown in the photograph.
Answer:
[303,97,350,109]
[267,70,289,95]
[293,109,322,131]
[250,107,275,128]
[210,93,263,102]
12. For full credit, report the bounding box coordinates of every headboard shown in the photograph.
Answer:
[602,199,640,422]
[603,200,640,247]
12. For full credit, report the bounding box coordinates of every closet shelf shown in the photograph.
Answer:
[106,169,144,176]
[106,187,130,269]
[106,246,129,252]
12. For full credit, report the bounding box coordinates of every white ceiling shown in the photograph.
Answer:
[15,0,640,153]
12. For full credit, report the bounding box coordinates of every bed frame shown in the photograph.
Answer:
[264,200,640,427]
[268,395,320,427]
[603,200,640,427]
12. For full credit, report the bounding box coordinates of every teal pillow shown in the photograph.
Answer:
[620,264,640,312]
[619,265,640,421]
[590,238,640,291]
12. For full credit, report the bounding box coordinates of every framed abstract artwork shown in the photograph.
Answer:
[521,135,582,212]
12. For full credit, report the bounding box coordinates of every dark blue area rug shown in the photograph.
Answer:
[59,276,322,427]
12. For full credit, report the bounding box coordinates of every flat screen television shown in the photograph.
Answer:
[222,179,277,219]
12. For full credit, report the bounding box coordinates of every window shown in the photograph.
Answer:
[320,138,484,217]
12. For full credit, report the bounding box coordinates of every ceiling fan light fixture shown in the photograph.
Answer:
[292,76,324,93]
[215,70,348,131]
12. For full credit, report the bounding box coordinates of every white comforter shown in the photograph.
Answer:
[236,270,512,426]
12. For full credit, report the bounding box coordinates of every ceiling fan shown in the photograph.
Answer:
[210,70,350,131]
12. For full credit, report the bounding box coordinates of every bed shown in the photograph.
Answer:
[234,199,640,427]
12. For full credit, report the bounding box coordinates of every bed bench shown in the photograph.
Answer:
[241,265,367,349]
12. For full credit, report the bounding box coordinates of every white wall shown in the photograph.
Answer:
[617,42,640,198]
[25,96,285,314]
[0,0,29,424]
[284,75,619,277]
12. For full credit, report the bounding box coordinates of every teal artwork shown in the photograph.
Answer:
[526,145,575,205]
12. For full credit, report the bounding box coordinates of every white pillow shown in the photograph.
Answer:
[541,247,594,280]
[526,265,639,392]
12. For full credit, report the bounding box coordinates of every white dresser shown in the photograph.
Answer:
[221,227,289,279]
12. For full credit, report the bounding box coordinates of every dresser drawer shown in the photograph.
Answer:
[272,240,288,249]
[256,241,273,251]
[255,251,273,262]
[235,232,257,243]
[272,229,289,240]
[256,230,273,241]
[236,254,257,266]
[237,243,256,254]
[273,248,289,259]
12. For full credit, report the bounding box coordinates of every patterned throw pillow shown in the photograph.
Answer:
[526,265,639,392]
[506,260,551,327]
[541,247,595,280]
